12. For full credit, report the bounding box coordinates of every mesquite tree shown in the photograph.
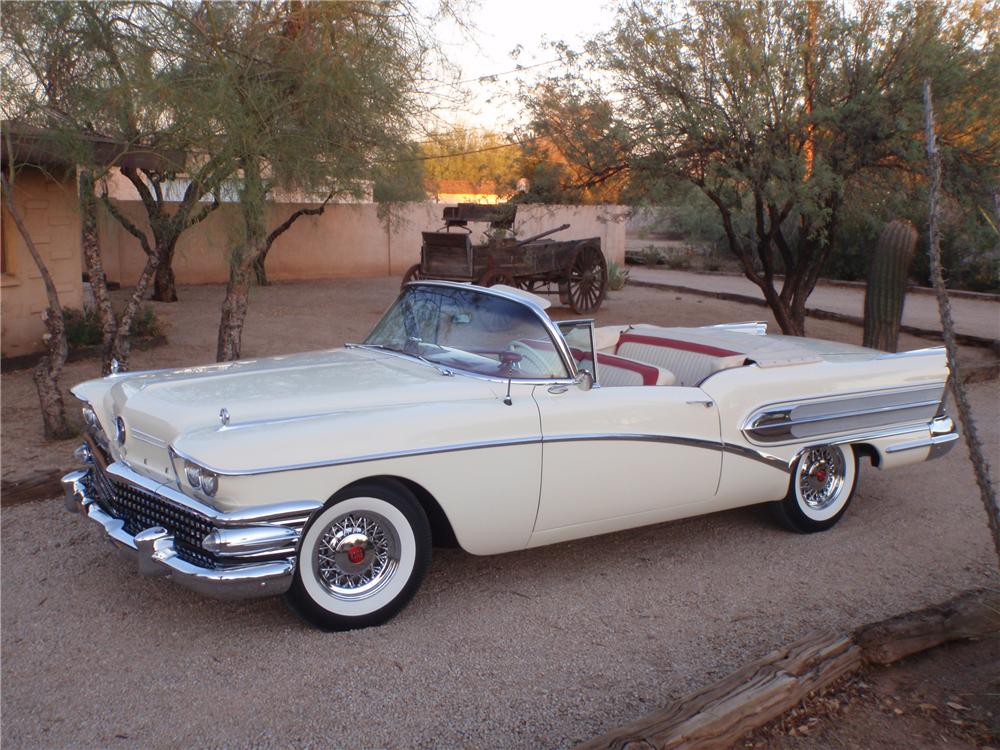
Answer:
[166,1,439,361]
[2,2,230,304]
[1,170,73,439]
[524,1,999,334]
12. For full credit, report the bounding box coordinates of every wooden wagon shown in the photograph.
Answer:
[400,203,608,314]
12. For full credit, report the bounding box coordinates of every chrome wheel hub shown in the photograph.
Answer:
[798,446,846,510]
[314,512,399,600]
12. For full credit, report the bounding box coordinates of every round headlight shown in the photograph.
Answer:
[201,471,219,497]
[184,461,202,488]
[82,405,98,428]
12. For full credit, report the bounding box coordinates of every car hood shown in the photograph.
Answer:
[73,347,500,450]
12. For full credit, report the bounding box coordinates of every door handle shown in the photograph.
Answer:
[548,384,569,394]
[686,399,714,408]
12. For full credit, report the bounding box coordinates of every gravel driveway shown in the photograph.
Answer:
[2,381,996,748]
[2,280,998,748]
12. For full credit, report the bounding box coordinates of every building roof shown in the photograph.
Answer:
[1,122,184,172]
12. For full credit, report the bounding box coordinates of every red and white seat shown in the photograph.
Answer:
[611,326,747,387]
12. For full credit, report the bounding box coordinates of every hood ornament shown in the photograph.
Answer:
[219,408,230,427]
[110,358,120,375]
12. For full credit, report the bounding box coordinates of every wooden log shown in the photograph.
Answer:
[578,632,862,750]
[578,589,1000,750]
[854,588,1000,666]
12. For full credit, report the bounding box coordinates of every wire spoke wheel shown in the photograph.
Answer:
[772,443,859,533]
[314,511,400,601]
[796,446,847,511]
[400,263,424,289]
[566,242,608,314]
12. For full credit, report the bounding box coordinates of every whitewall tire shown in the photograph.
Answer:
[286,480,431,631]
[771,444,859,533]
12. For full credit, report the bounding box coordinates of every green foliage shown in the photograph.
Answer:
[607,261,629,291]
[641,246,663,267]
[63,305,162,349]
[420,126,523,195]
[521,0,1000,329]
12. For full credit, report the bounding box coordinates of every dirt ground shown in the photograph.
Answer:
[740,636,1000,750]
[2,278,998,749]
[1,276,993,484]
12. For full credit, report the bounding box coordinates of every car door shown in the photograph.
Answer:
[530,381,723,544]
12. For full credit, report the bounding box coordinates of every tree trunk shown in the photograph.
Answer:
[924,81,1000,566]
[33,307,73,439]
[217,259,256,361]
[152,242,179,302]
[79,170,119,375]
[252,253,268,286]
[2,172,73,439]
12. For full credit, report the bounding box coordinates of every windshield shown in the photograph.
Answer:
[364,284,572,379]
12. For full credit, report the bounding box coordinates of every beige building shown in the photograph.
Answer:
[2,127,627,359]
[1,166,85,359]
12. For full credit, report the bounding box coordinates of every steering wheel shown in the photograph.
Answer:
[508,340,558,377]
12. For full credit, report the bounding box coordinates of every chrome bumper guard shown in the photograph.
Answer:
[62,465,322,600]
[885,415,960,459]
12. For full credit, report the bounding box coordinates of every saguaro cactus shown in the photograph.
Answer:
[863,219,918,352]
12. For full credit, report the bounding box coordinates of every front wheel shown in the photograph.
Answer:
[770,444,859,533]
[285,480,431,631]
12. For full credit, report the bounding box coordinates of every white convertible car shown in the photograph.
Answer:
[64,281,957,630]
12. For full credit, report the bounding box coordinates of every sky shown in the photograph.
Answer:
[422,0,617,132]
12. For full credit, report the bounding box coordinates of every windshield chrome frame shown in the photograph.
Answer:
[363,280,579,383]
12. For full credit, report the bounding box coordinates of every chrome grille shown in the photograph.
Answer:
[90,464,217,567]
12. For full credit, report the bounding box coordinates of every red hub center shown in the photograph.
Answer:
[347,546,366,564]
[814,468,828,483]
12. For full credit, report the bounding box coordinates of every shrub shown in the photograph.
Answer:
[63,305,164,350]
[607,261,630,291]
[642,245,664,267]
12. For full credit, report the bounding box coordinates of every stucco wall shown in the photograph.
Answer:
[100,201,628,285]
[1,169,84,358]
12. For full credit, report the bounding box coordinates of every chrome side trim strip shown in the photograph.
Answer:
[743,383,946,445]
[750,398,942,434]
[170,437,545,477]
[172,433,791,477]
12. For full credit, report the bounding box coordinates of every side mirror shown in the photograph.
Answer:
[575,370,594,391]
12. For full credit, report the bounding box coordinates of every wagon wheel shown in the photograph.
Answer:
[477,269,516,288]
[565,242,607,314]
[400,263,424,290]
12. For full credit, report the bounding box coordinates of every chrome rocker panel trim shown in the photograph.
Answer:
[61,468,322,600]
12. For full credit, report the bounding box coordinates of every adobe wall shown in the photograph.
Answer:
[99,201,628,285]
[1,169,84,358]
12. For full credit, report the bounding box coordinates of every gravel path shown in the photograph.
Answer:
[628,266,1000,341]
[2,279,998,748]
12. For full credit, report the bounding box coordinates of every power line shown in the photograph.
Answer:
[456,58,561,85]
[395,137,536,162]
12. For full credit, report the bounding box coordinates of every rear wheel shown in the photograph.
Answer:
[478,269,516,287]
[401,263,424,289]
[566,242,607,314]
[286,480,431,631]
[771,444,859,533]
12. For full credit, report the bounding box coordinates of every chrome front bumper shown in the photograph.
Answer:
[62,465,321,600]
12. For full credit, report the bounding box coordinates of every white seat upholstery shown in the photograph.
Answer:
[579,352,676,387]
[615,331,746,386]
